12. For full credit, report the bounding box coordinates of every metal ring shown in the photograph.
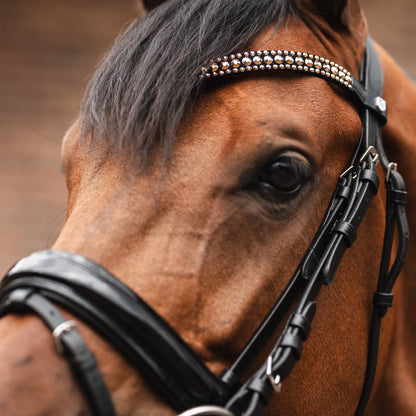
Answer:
[177,405,234,416]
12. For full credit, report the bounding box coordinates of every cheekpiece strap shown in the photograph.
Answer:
[200,37,407,416]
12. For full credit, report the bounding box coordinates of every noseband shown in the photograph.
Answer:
[0,37,408,416]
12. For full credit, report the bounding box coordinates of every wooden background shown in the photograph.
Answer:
[1,0,415,274]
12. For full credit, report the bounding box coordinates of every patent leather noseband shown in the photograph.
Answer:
[0,37,409,416]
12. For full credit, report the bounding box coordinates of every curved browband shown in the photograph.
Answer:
[0,37,408,416]
[200,47,387,124]
[201,49,355,87]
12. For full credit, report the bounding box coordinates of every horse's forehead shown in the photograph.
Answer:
[173,20,363,171]
[180,74,361,175]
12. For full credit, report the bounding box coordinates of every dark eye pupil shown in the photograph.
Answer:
[267,157,302,192]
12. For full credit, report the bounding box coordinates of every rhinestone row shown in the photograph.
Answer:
[201,49,353,89]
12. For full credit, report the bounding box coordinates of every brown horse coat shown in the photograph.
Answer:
[0,1,415,415]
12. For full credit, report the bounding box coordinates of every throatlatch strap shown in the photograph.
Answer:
[354,169,408,416]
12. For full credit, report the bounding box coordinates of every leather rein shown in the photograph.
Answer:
[0,37,409,416]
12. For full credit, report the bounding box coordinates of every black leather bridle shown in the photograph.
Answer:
[0,37,409,416]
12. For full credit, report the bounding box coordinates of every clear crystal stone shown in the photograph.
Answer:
[253,56,262,65]
[285,55,294,64]
[314,60,322,69]
[242,57,252,66]
[221,61,230,70]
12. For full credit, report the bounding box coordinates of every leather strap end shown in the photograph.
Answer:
[373,291,394,317]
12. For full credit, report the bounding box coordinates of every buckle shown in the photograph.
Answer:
[266,356,282,393]
[386,162,398,183]
[340,165,356,179]
[359,146,379,166]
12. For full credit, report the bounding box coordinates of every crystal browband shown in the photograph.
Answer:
[201,49,354,90]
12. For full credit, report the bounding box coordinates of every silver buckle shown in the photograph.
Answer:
[52,320,77,353]
[359,145,379,166]
[386,162,398,183]
[266,356,282,393]
[340,146,380,179]
[340,165,356,179]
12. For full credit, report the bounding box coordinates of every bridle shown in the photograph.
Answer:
[0,37,408,416]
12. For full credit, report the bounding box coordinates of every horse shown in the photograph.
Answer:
[0,0,415,415]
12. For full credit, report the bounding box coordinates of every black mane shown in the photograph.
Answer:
[81,0,297,168]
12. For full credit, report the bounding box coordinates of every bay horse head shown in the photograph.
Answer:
[1,1,415,415]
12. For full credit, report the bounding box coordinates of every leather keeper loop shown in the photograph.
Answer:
[288,314,311,340]
[280,333,303,360]
[361,168,380,193]
[247,377,273,403]
[337,185,351,200]
[334,221,356,247]
[390,189,407,205]
[373,291,394,317]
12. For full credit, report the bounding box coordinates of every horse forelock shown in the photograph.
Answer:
[80,0,299,170]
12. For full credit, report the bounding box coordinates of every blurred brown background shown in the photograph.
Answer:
[0,0,415,274]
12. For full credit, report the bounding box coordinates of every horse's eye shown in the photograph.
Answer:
[258,153,311,199]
